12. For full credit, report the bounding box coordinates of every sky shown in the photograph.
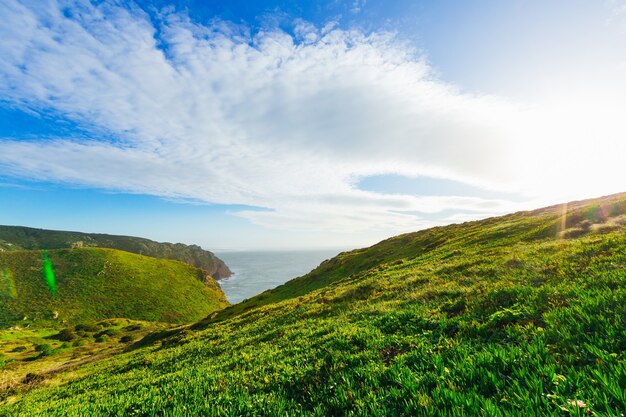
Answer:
[0,0,625,250]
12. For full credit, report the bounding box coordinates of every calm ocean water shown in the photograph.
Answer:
[215,250,341,304]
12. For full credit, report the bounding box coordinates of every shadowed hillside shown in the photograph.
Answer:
[0,226,231,279]
[1,193,625,416]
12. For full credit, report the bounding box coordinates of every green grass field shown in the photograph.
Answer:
[0,248,228,328]
[1,194,625,416]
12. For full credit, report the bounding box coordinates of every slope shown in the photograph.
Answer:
[210,192,626,319]
[1,193,625,416]
[0,248,229,328]
[0,226,231,279]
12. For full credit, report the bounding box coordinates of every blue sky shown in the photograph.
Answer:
[1,0,625,249]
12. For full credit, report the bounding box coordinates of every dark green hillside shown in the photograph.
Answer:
[0,248,228,328]
[1,193,625,416]
[0,226,231,279]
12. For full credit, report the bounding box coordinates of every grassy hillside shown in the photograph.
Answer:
[0,318,172,397]
[0,226,232,279]
[1,193,625,416]
[0,248,228,328]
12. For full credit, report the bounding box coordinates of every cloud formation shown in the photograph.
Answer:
[0,1,623,235]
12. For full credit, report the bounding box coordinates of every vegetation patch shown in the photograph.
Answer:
[0,248,229,328]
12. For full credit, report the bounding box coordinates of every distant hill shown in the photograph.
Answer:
[0,225,231,279]
[0,248,229,328]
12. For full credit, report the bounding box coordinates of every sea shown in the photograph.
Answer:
[215,250,342,304]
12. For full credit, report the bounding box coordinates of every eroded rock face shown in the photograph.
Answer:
[208,261,232,280]
[170,244,232,280]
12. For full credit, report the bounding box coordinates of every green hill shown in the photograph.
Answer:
[1,193,625,416]
[224,191,626,311]
[0,226,231,279]
[0,248,228,328]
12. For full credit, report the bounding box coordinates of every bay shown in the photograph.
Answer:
[215,250,340,304]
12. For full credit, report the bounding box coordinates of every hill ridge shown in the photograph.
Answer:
[0,225,232,279]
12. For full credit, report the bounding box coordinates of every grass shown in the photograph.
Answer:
[0,319,172,396]
[0,248,228,328]
[1,193,625,416]
[0,225,231,279]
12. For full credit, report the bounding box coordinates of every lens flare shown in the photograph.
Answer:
[0,268,18,298]
[558,203,568,237]
[41,251,58,296]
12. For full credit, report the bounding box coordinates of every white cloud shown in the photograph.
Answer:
[607,0,626,23]
[351,0,367,14]
[0,0,624,237]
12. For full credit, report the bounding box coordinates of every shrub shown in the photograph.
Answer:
[54,328,78,341]
[94,335,108,343]
[0,354,11,368]
[75,323,100,333]
[120,335,135,343]
[72,339,88,347]
[579,219,593,231]
[34,343,54,357]
[593,223,620,234]
[561,227,587,239]
[22,373,44,385]
[11,346,27,353]
[96,328,120,338]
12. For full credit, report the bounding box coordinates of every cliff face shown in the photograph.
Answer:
[0,226,232,279]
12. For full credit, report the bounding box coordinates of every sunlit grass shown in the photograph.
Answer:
[0,248,228,328]
[1,193,625,416]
